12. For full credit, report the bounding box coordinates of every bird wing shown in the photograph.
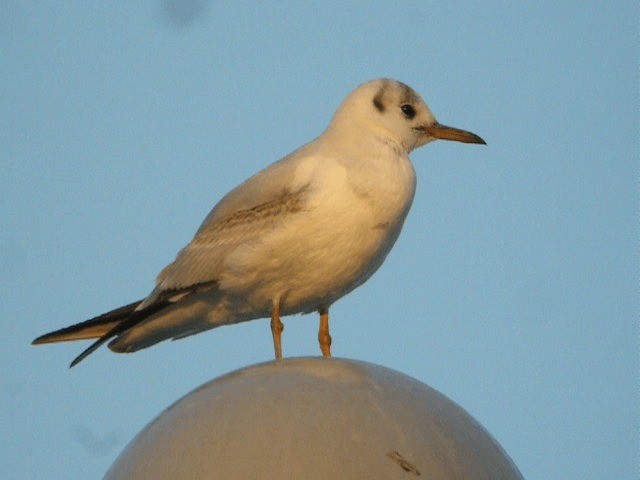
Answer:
[146,145,317,298]
[32,144,320,366]
[32,300,143,344]
[32,282,218,367]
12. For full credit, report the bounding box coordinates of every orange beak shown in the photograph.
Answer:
[422,122,486,145]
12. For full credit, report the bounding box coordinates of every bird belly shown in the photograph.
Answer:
[215,157,415,318]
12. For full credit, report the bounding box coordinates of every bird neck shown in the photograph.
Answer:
[322,123,409,160]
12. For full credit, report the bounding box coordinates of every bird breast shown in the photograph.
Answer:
[217,150,416,316]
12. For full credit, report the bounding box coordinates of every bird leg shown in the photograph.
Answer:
[270,301,284,360]
[318,308,332,358]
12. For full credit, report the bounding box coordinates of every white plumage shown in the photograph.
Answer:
[33,79,485,366]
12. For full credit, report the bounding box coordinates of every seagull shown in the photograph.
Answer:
[32,79,485,367]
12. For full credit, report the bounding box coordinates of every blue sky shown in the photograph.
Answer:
[2,2,636,479]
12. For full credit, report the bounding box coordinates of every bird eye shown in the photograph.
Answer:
[400,104,416,119]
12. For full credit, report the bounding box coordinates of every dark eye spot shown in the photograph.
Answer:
[400,104,416,119]
[373,94,385,112]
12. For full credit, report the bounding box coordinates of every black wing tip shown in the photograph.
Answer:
[68,299,173,367]
[32,331,96,368]
[69,353,85,368]
[69,338,105,368]
[37,285,216,367]
[32,332,59,345]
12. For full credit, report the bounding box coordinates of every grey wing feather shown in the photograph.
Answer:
[195,145,311,232]
[151,144,316,294]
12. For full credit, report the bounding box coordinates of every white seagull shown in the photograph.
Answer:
[33,79,485,367]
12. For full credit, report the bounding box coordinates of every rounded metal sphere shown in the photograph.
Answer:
[105,358,523,479]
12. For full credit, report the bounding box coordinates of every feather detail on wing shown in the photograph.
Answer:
[33,145,320,366]
[67,280,218,367]
[32,300,143,344]
[193,145,313,231]
[150,141,321,292]
[32,281,218,367]
[154,185,310,291]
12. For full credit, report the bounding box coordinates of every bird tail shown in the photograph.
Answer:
[32,281,219,368]
[32,298,179,368]
[32,300,143,344]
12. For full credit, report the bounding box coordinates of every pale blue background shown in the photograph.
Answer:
[2,2,636,479]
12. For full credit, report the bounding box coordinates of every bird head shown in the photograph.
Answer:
[328,79,486,153]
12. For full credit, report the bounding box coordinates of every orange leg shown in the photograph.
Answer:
[318,308,332,358]
[270,301,284,360]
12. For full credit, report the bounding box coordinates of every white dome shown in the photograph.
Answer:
[105,358,523,479]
